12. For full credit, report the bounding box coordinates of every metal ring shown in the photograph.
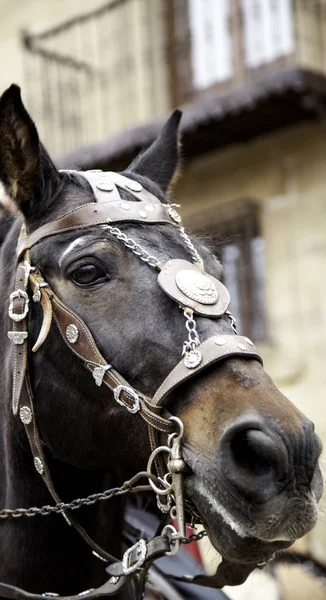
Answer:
[162,524,181,557]
[146,446,174,495]
[168,416,184,445]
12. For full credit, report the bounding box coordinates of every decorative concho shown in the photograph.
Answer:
[184,349,202,369]
[19,406,32,425]
[34,457,44,475]
[168,206,182,223]
[176,270,219,305]
[7,331,28,345]
[66,324,79,344]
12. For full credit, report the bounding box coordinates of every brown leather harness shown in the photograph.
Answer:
[2,170,263,598]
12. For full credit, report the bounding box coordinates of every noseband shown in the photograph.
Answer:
[2,171,263,598]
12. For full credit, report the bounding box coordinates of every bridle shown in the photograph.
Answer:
[1,170,263,599]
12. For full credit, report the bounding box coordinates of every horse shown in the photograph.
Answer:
[0,84,323,599]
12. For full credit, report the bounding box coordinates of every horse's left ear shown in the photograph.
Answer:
[0,84,60,218]
[130,109,182,192]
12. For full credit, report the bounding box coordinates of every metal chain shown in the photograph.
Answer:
[106,225,161,269]
[179,228,203,267]
[182,310,201,355]
[180,530,208,545]
[0,472,155,519]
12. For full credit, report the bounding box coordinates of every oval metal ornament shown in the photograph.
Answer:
[158,259,230,317]
[176,270,218,305]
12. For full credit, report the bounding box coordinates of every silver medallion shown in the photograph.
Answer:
[34,457,44,475]
[184,350,202,369]
[8,331,28,345]
[19,406,32,425]
[168,206,181,223]
[176,270,218,305]
[66,324,79,344]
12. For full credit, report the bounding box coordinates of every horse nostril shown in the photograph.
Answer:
[220,419,289,502]
[230,429,283,477]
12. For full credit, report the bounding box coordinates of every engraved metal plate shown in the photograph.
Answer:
[19,406,32,425]
[158,259,230,317]
[8,331,28,345]
[66,324,79,344]
[176,270,218,305]
[34,457,44,475]
[184,350,202,369]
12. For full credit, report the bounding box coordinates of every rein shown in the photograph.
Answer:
[2,170,263,598]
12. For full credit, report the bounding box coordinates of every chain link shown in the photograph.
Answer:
[182,310,201,355]
[179,228,203,267]
[106,225,161,269]
[180,530,208,545]
[0,472,155,519]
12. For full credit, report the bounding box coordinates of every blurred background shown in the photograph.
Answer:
[0,1,326,598]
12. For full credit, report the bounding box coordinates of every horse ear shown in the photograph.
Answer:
[0,84,60,218]
[130,109,182,192]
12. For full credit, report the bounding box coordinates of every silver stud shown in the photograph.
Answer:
[33,288,41,303]
[66,324,79,344]
[19,406,32,425]
[236,343,247,351]
[96,181,114,192]
[244,337,254,346]
[184,350,202,369]
[168,206,182,223]
[214,336,227,346]
[126,180,142,193]
[34,457,44,475]
[86,169,102,173]
[139,211,147,218]
[120,202,130,210]
[144,204,154,212]
[8,331,28,345]
[109,577,119,585]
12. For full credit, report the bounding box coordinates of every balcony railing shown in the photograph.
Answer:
[22,0,326,156]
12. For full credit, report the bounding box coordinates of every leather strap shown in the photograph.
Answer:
[0,536,170,600]
[17,200,177,259]
[153,335,263,407]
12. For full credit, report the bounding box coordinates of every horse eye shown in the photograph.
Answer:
[71,265,107,286]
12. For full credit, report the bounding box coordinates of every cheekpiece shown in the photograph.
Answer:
[158,259,230,317]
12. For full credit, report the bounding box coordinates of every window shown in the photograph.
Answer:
[188,0,233,89]
[242,0,294,68]
[209,201,266,341]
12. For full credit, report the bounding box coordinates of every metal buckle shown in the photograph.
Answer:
[113,385,140,414]
[8,290,29,322]
[122,539,147,575]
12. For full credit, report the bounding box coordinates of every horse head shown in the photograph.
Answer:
[0,85,323,592]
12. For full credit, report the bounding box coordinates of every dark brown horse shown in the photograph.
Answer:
[0,84,323,598]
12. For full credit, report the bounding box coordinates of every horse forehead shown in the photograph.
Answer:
[58,236,90,266]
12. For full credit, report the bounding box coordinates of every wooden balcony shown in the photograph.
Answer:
[22,0,326,162]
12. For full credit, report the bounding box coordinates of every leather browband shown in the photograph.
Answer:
[16,200,177,259]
